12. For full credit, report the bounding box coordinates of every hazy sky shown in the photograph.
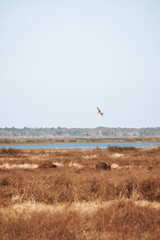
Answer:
[0,0,160,128]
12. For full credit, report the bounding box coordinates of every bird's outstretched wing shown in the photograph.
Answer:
[97,107,104,116]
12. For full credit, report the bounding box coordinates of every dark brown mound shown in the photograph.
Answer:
[39,162,57,169]
[96,162,111,170]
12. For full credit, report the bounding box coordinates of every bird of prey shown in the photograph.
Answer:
[97,107,104,116]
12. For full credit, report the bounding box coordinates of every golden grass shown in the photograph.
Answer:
[0,147,160,239]
[0,163,38,169]
[0,200,159,240]
[1,199,160,216]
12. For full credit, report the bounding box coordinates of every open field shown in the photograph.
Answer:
[0,146,160,239]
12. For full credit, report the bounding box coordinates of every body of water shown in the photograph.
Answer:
[0,142,160,149]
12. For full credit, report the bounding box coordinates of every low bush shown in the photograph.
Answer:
[1,147,21,154]
[107,145,136,152]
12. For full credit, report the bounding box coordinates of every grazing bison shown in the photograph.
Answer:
[39,162,57,169]
[96,162,111,170]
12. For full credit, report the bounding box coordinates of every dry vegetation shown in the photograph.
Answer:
[0,146,160,239]
[0,136,160,144]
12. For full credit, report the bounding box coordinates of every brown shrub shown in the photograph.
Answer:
[140,178,160,201]
[0,177,10,186]
[1,147,21,155]
[107,145,137,152]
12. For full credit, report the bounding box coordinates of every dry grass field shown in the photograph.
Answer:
[0,146,160,240]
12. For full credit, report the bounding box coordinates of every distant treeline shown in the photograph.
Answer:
[0,127,160,138]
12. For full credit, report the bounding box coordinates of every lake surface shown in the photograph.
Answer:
[0,142,160,149]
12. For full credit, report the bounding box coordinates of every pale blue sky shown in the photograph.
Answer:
[0,0,160,128]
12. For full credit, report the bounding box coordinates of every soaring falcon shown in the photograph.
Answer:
[97,107,104,116]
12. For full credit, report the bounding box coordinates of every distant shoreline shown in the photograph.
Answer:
[0,137,160,145]
[1,127,160,141]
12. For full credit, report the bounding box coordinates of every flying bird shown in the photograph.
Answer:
[97,107,104,116]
